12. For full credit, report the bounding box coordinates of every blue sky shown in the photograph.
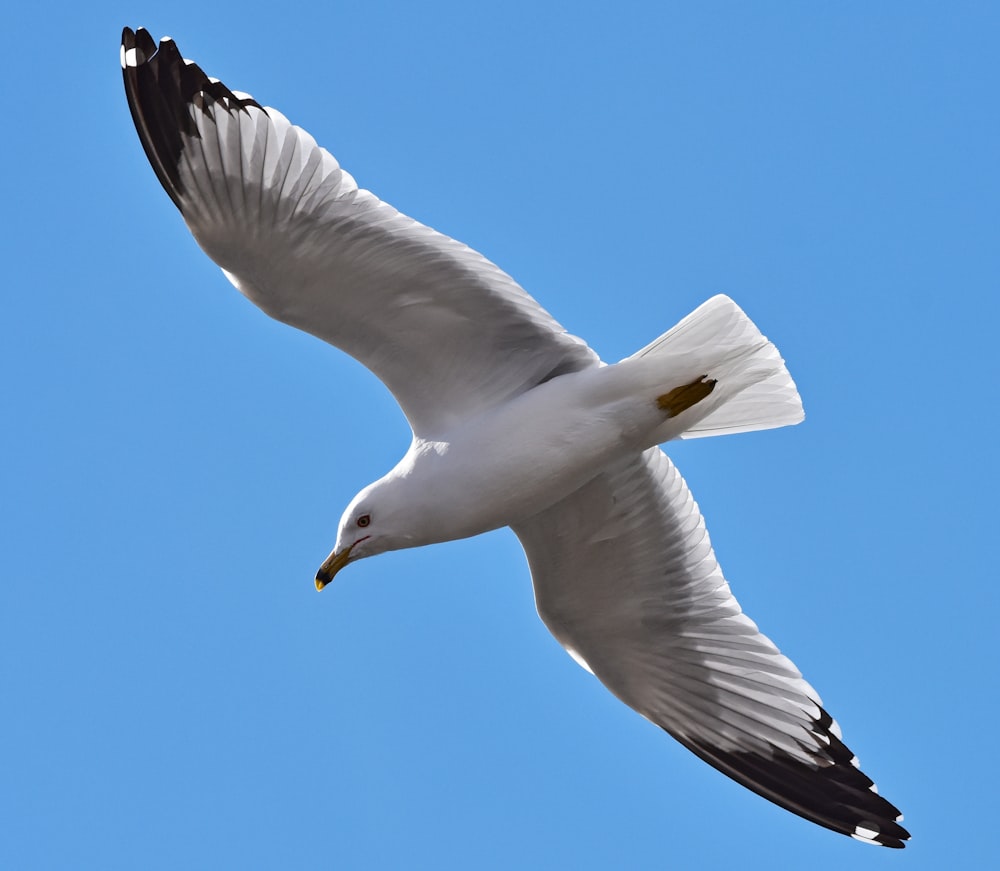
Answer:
[3,2,997,868]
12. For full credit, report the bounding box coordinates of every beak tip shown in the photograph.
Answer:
[316,544,353,590]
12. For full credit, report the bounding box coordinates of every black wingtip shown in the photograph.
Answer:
[121,27,264,211]
[120,26,156,68]
[666,705,910,848]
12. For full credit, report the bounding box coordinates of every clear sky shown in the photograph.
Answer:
[3,2,997,868]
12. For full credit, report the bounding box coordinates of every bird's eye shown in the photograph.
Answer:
[356,514,371,528]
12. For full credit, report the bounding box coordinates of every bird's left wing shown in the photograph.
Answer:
[121,28,596,437]
[511,448,909,847]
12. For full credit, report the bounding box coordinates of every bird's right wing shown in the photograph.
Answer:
[121,28,597,438]
[512,448,909,847]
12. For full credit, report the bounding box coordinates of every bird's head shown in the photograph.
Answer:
[313,478,419,590]
[314,503,377,590]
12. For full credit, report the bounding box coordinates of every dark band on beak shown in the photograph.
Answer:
[315,545,353,590]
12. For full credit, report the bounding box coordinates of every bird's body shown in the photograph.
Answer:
[121,27,909,848]
[362,369,645,547]
[349,353,739,549]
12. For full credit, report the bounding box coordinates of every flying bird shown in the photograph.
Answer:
[121,27,909,848]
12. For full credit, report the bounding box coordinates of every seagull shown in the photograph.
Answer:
[121,27,909,848]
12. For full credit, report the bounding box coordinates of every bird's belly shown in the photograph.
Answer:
[425,369,660,535]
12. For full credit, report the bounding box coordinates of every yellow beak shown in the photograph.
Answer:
[315,544,354,591]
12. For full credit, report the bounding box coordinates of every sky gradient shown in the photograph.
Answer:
[3,2,997,868]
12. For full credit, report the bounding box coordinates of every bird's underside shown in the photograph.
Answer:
[121,26,909,847]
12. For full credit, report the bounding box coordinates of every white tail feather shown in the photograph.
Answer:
[631,295,804,441]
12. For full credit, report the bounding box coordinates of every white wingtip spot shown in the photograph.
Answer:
[868,782,879,794]
[231,90,254,100]
[121,46,139,68]
[852,824,880,843]
[850,754,861,768]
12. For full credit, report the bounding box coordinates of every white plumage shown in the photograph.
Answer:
[121,27,908,847]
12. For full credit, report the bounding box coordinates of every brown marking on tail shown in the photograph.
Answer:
[657,375,717,417]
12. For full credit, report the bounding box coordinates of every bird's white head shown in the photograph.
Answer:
[313,476,424,591]
[313,440,476,590]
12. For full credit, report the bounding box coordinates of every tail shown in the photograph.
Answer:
[632,295,804,441]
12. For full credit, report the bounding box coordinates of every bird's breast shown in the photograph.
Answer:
[407,367,659,540]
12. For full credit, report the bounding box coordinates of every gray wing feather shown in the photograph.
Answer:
[122,28,596,437]
[512,448,909,847]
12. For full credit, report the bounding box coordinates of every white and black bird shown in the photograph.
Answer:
[121,27,909,848]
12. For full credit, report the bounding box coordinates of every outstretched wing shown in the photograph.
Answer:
[121,28,596,437]
[512,448,909,847]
